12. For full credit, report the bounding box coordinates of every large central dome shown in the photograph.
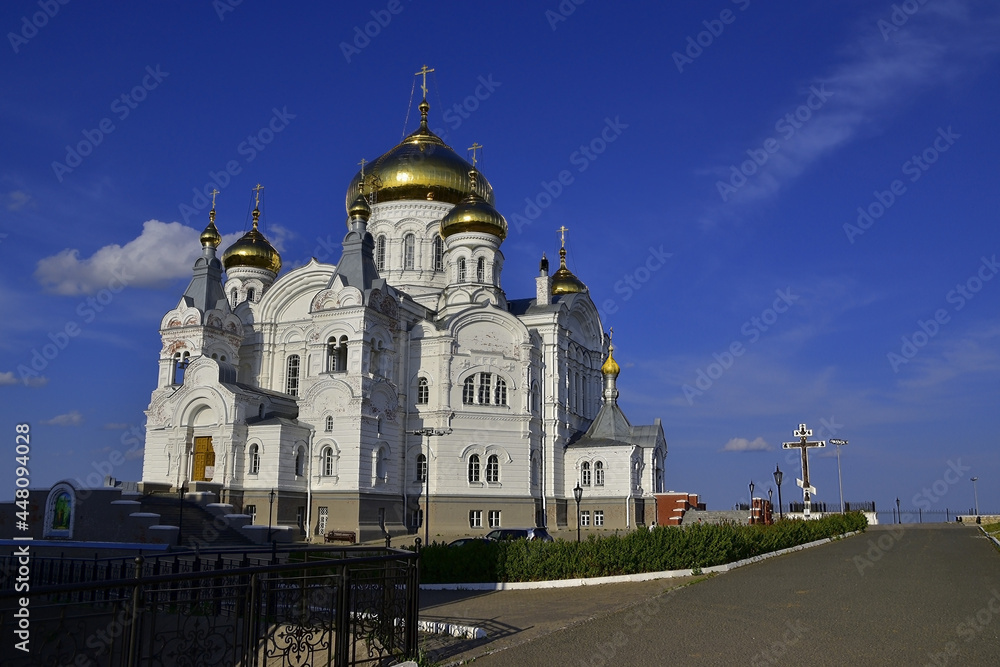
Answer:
[345,100,494,213]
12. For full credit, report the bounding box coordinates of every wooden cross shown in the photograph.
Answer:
[558,225,569,248]
[468,142,482,167]
[782,423,825,517]
[415,64,435,98]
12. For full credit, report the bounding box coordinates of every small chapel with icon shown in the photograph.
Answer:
[138,67,667,540]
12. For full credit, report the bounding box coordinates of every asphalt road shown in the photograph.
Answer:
[459,525,1000,666]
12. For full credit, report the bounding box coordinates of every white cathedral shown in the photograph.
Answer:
[139,84,667,542]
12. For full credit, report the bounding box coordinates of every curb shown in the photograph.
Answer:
[979,525,1000,549]
[421,531,860,592]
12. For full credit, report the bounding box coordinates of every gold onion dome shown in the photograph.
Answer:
[601,343,621,378]
[347,193,371,221]
[440,169,507,240]
[200,209,222,248]
[551,247,587,295]
[345,99,494,213]
[222,209,281,274]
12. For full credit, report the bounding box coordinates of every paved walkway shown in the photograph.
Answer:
[418,524,1000,665]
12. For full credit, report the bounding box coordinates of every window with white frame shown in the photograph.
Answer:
[469,510,482,528]
[286,355,300,396]
[581,461,591,486]
[468,454,480,483]
[403,234,415,270]
[245,504,257,523]
[580,511,590,527]
[318,506,328,534]
[433,236,443,272]
[476,257,485,283]
[325,415,334,432]
[494,377,507,405]
[321,446,336,477]
[416,453,427,482]
[416,377,429,405]
[295,447,305,476]
[477,372,491,404]
[412,508,423,529]
[457,257,466,282]
[373,446,387,484]
[488,510,501,528]
[463,375,476,404]
[327,336,348,372]
[247,287,256,302]
[594,510,604,526]
[248,444,260,475]
[486,455,499,483]
[375,235,386,271]
[462,372,508,405]
[595,461,605,487]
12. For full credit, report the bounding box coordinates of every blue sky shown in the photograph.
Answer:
[2,0,998,518]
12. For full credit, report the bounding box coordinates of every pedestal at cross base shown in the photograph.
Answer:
[782,423,826,518]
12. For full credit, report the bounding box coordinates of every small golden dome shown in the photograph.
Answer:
[345,100,494,212]
[551,248,587,295]
[200,212,222,248]
[348,194,371,221]
[440,169,507,240]
[601,344,621,378]
[222,209,281,274]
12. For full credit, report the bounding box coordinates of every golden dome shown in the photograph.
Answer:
[222,208,281,274]
[551,247,587,295]
[345,100,494,214]
[347,193,371,221]
[200,209,222,248]
[601,344,621,378]
[440,169,507,240]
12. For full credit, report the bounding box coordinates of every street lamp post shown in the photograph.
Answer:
[177,483,186,547]
[830,438,849,513]
[749,481,755,524]
[971,477,980,516]
[896,497,901,525]
[268,488,276,543]
[768,488,773,524]
[408,422,453,546]
[573,483,583,542]
[773,465,784,520]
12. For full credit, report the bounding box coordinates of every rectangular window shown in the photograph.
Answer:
[378,507,386,531]
[296,506,305,530]
[286,355,300,396]
[581,510,590,527]
[412,508,423,529]
[594,510,604,527]
[488,510,501,528]
[469,510,482,528]
[318,507,328,534]
[245,504,257,523]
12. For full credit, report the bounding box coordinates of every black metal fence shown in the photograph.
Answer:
[0,544,420,666]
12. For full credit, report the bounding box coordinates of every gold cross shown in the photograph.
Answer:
[253,183,264,207]
[557,225,569,248]
[609,326,614,343]
[468,142,482,167]
[210,188,219,209]
[415,64,435,98]
[358,158,367,179]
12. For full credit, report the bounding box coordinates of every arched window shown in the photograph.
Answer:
[247,287,256,302]
[373,446,387,484]
[433,236,443,272]
[476,257,485,283]
[173,351,191,384]
[494,377,507,406]
[375,235,386,271]
[403,234,415,270]
[416,453,427,482]
[457,257,466,282]
[248,444,260,475]
[531,382,539,413]
[493,260,499,285]
[463,375,476,404]
[325,416,334,432]
[468,454,480,483]
[477,372,492,405]
[285,355,300,396]
[581,461,592,486]
[595,461,605,487]
[322,446,336,476]
[328,336,348,372]
[416,377,429,405]
[295,447,305,477]
[370,338,384,376]
[231,288,238,304]
[531,452,539,486]
[486,455,499,483]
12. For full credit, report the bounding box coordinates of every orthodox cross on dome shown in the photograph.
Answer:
[358,158,367,179]
[210,188,219,209]
[558,225,569,248]
[415,64,435,99]
[782,423,826,518]
[608,326,614,344]
[468,142,482,167]
[253,183,264,207]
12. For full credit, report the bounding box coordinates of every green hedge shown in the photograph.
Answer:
[419,512,867,583]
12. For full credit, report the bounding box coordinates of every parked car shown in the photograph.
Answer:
[485,527,553,542]
[447,537,490,548]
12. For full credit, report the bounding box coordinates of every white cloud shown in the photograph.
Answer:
[5,190,32,211]
[0,372,18,386]
[42,410,83,426]
[0,371,48,387]
[722,436,772,452]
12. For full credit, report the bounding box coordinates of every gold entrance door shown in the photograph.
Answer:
[192,436,215,481]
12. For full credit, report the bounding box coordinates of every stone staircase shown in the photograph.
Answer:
[139,495,254,548]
